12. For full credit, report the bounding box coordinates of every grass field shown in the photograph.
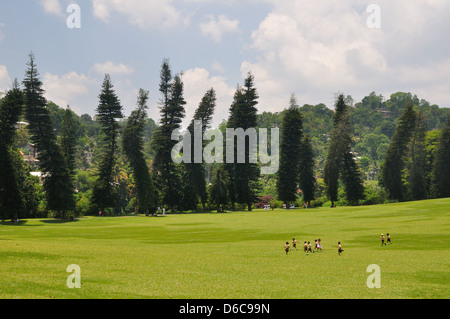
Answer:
[0,198,449,299]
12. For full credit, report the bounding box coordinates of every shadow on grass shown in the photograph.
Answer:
[41,218,80,224]
[0,220,32,226]
[0,218,81,226]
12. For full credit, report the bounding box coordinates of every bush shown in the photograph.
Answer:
[76,194,91,217]
[310,195,328,207]
[362,182,389,205]
[254,195,275,209]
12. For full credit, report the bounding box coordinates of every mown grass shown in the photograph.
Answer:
[0,198,449,299]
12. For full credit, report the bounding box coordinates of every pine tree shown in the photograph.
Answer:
[224,88,240,210]
[151,60,186,212]
[340,108,365,205]
[0,79,25,220]
[431,117,450,198]
[324,94,364,206]
[299,134,316,206]
[341,151,365,205]
[22,54,75,218]
[324,95,351,206]
[91,74,124,213]
[209,165,229,213]
[380,101,417,201]
[407,111,428,200]
[277,94,303,205]
[228,73,260,211]
[185,88,216,210]
[122,89,157,216]
[60,108,77,176]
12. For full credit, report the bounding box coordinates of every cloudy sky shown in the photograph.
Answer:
[1,0,449,128]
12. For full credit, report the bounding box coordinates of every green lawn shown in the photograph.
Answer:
[1,198,449,299]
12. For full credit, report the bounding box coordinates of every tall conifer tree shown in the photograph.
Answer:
[380,101,417,201]
[277,94,303,204]
[299,134,316,206]
[22,54,75,218]
[92,74,124,213]
[0,80,25,220]
[324,94,364,206]
[227,73,260,211]
[60,108,77,176]
[407,111,428,200]
[123,89,157,215]
[431,117,450,198]
[151,60,186,212]
[184,88,216,210]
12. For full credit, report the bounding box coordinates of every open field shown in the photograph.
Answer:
[0,198,449,299]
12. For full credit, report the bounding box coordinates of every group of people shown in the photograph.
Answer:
[284,233,393,256]
[381,233,392,246]
[284,238,323,255]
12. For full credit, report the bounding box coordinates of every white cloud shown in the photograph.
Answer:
[382,59,450,108]
[91,0,187,30]
[211,61,226,74]
[241,0,450,110]
[110,79,140,119]
[181,67,236,128]
[0,65,11,93]
[39,0,64,17]
[93,61,134,76]
[43,72,96,114]
[199,14,240,43]
[42,69,142,117]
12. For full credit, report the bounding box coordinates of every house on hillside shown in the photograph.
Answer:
[376,109,393,119]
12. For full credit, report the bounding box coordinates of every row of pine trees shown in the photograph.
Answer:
[1,54,449,220]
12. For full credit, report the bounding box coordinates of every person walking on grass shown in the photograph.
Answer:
[338,242,344,256]
[386,233,392,244]
[313,239,319,253]
[381,234,386,246]
[292,238,298,251]
[284,242,290,255]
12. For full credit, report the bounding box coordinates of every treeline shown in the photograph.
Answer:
[1,54,449,220]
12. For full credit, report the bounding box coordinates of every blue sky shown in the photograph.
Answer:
[1,0,449,128]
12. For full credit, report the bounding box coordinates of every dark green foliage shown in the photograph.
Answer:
[0,146,25,221]
[431,117,450,198]
[299,134,316,205]
[5,51,450,218]
[407,111,428,200]
[277,95,303,204]
[324,97,350,206]
[22,54,75,217]
[0,80,25,220]
[92,74,124,212]
[228,73,260,211]
[209,165,230,212]
[324,94,365,206]
[341,151,365,205]
[333,93,348,126]
[0,80,23,142]
[180,164,198,211]
[380,102,417,201]
[122,89,157,215]
[151,60,186,212]
[184,88,216,210]
[60,108,77,175]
